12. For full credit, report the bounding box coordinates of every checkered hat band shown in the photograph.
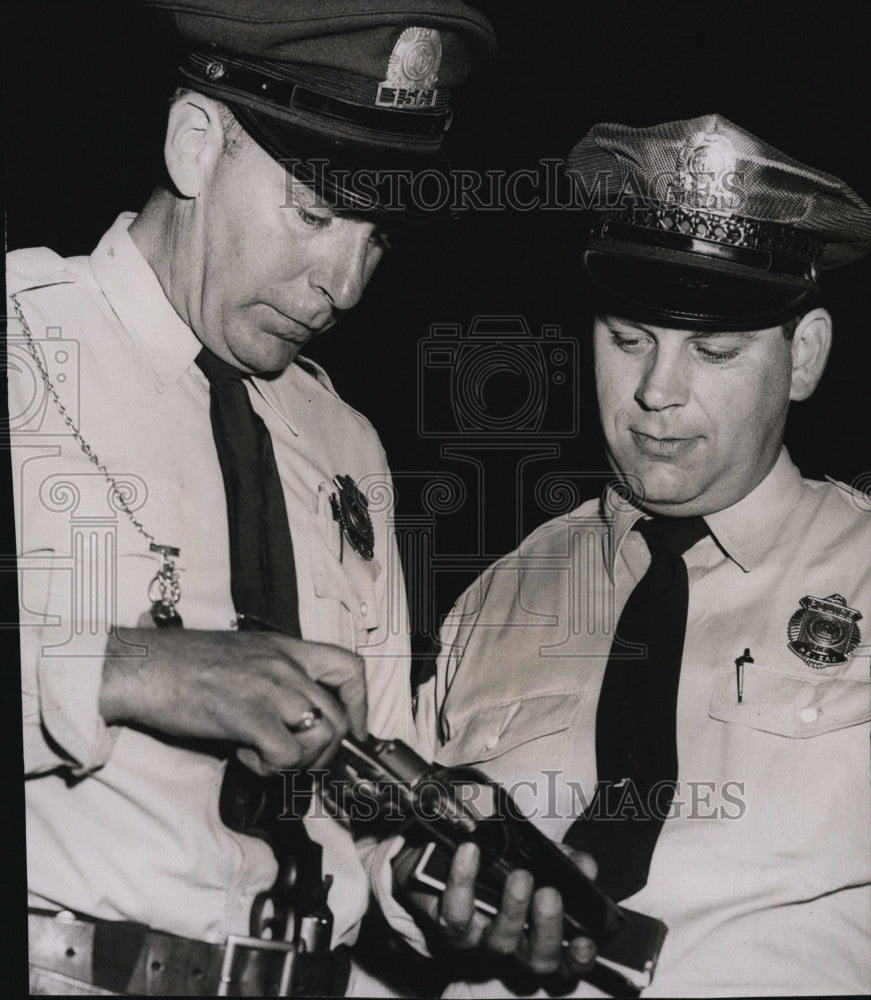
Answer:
[594,203,824,273]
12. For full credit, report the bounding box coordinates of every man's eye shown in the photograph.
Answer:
[694,344,740,363]
[611,332,648,353]
[370,230,393,252]
[295,205,332,230]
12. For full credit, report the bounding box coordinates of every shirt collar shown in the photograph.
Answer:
[603,447,804,579]
[602,486,645,583]
[704,448,804,572]
[89,213,201,392]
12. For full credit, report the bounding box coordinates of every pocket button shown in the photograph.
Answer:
[799,707,819,724]
[484,734,499,751]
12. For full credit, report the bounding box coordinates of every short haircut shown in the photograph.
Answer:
[170,87,250,158]
[781,314,801,341]
[167,87,396,236]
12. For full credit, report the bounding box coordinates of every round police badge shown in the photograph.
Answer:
[787,593,863,668]
[674,130,739,211]
[330,474,375,561]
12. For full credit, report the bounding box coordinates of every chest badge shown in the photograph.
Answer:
[330,474,375,561]
[787,593,862,668]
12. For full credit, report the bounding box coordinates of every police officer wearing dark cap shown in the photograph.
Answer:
[396,115,871,996]
[8,1,495,995]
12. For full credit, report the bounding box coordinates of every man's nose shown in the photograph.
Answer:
[634,344,689,411]
[308,223,373,314]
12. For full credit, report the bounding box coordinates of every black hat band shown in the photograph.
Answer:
[589,205,824,285]
[182,52,453,142]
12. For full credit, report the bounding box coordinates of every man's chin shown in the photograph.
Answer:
[619,463,703,512]
[229,335,302,375]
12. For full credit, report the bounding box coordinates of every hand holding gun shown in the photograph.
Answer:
[335,735,667,992]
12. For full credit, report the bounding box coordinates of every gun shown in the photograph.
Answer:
[335,735,668,990]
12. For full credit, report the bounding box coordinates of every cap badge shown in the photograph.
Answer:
[787,593,862,668]
[670,130,740,214]
[376,26,441,110]
[330,474,375,561]
[205,60,226,82]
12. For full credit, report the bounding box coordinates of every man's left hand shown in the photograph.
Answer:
[392,840,598,981]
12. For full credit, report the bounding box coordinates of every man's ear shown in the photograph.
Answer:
[164,94,224,198]
[789,307,832,402]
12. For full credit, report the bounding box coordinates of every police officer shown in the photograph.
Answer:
[8,1,494,995]
[380,115,871,996]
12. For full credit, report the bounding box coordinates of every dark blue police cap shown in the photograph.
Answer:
[143,0,496,223]
[567,115,871,329]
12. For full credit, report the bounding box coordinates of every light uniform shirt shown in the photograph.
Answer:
[8,214,412,956]
[407,452,870,997]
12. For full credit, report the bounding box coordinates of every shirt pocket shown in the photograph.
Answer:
[307,487,382,649]
[708,658,870,738]
[703,653,870,886]
[435,693,584,768]
[433,694,589,830]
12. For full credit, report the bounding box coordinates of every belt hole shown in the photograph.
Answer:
[192,966,204,979]
[64,947,76,958]
[150,960,163,972]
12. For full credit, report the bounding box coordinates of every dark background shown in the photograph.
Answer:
[2,1,869,993]
[4,0,870,661]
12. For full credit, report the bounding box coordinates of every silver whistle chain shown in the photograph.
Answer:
[10,293,182,621]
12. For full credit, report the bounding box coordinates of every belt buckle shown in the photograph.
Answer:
[217,934,296,997]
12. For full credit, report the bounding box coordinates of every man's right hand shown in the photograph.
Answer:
[99,628,367,772]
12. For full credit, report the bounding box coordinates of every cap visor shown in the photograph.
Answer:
[231,103,457,226]
[583,241,815,330]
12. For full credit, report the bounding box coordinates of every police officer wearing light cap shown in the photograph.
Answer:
[392,116,871,996]
[8,1,495,996]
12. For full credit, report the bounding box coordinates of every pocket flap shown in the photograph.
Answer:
[709,662,870,738]
[435,693,582,766]
[308,508,381,631]
[310,530,352,608]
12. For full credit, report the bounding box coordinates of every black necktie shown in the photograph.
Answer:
[195,347,301,637]
[196,347,313,943]
[564,515,709,902]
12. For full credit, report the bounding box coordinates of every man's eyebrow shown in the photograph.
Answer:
[602,317,658,336]
[286,180,337,213]
[687,329,758,339]
[335,209,397,241]
[603,317,759,340]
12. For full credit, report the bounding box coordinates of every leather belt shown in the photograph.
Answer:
[28,910,351,997]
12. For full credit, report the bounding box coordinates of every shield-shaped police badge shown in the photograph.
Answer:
[375,26,442,109]
[787,593,863,668]
[330,474,375,561]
